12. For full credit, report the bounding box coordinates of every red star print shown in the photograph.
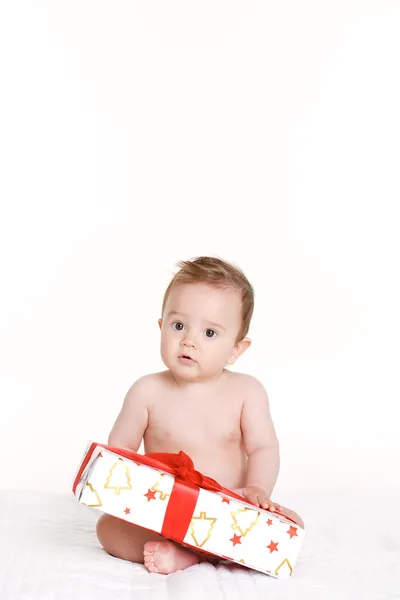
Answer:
[287,526,298,539]
[144,489,157,502]
[230,533,242,546]
[266,540,279,553]
[98,452,103,458]
[221,497,230,504]
[266,519,273,526]
[124,507,131,515]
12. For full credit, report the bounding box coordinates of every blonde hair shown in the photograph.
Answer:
[161,256,254,344]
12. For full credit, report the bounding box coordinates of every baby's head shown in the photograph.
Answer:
[158,256,254,381]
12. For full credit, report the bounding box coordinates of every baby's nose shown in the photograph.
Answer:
[182,332,197,346]
[182,338,196,348]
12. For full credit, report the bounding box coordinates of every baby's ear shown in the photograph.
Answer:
[228,337,251,364]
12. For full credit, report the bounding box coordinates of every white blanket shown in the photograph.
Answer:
[1,488,399,599]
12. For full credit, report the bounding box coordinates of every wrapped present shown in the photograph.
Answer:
[72,442,305,578]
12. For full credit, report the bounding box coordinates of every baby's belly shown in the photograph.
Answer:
[144,433,247,490]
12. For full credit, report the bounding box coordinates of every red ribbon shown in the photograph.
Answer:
[72,443,296,545]
[145,450,226,491]
[144,450,239,541]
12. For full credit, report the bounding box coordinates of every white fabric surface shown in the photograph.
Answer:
[1,488,399,599]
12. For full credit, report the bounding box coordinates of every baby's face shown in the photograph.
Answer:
[159,283,245,380]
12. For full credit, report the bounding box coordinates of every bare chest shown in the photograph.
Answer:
[144,387,244,453]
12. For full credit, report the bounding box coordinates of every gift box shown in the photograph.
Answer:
[72,442,305,578]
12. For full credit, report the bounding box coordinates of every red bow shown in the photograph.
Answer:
[145,450,224,493]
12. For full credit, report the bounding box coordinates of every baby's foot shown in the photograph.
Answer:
[143,540,201,574]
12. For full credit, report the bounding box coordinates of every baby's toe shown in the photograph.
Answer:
[143,552,158,572]
[143,542,162,572]
[145,559,159,573]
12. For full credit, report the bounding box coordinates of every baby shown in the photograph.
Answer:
[96,256,304,574]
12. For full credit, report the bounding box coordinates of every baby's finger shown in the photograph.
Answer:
[260,499,282,512]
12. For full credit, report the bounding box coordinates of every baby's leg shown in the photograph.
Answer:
[96,514,211,573]
[277,506,304,529]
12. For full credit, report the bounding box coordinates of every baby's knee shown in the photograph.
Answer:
[96,514,120,551]
[96,514,130,556]
[293,512,304,529]
[96,514,137,562]
[279,507,304,529]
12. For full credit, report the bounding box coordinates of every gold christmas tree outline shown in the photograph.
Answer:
[274,558,293,576]
[230,507,260,537]
[82,482,102,507]
[150,474,171,501]
[190,512,217,547]
[104,457,133,496]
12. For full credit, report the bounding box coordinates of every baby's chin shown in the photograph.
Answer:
[172,359,200,376]
[169,360,226,382]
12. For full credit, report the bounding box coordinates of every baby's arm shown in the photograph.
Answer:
[240,376,280,501]
[239,379,305,528]
[108,376,151,451]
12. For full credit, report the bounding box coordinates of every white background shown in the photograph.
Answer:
[0,1,399,496]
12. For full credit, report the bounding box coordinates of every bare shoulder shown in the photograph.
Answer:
[221,372,269,412]
[107,373,162,450]
[124,372,163,402]
[130,372,163,387]
[231,372,268,394]
[149,370,177,389]
[127,370,173,397]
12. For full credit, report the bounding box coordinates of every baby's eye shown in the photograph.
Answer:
[172,321,184,331]
[205,329,217,338]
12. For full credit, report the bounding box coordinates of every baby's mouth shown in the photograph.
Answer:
[179,353,196,363]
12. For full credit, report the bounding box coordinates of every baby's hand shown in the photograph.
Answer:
[241,485,281,512]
